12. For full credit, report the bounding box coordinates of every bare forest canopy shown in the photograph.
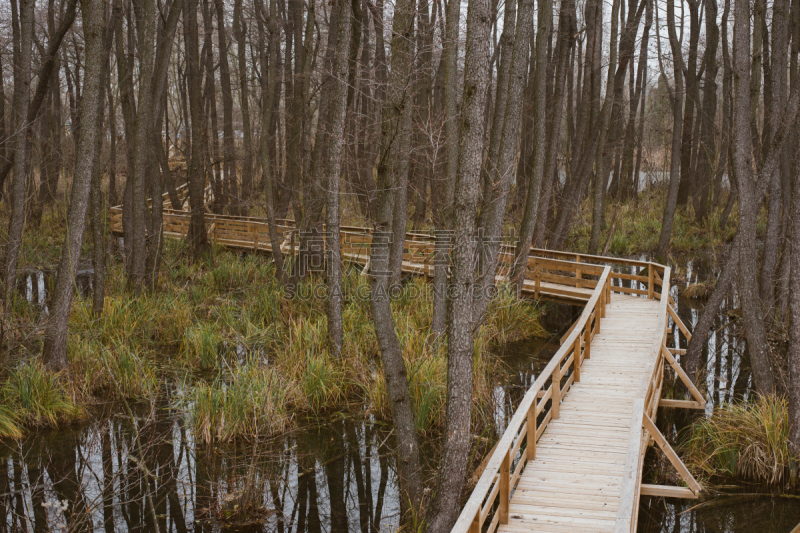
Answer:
[0,0,799,529]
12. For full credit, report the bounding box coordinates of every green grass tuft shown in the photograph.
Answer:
[187,362,297,442]
[681,395,800,488]
[2,361,81,427]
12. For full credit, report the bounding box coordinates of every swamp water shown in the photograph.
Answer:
[5,260,799,532]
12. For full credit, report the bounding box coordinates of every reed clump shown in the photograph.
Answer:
[3,239,544,443]
[681,395,799,489]
[189,362,297,442]
[568,186,740,255]
[1,361,82,428]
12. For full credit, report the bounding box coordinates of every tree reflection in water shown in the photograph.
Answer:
[0,409,401,532]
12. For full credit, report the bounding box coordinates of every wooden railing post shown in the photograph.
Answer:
[573,334,581,382]
[499,451,510,524]
[552,363,561,419]
[469,510,480,533]
[535,262,541,298]
[647,265,655,299]
[575,255,582,288]
[527,400,537,461]
[584,322,591,360]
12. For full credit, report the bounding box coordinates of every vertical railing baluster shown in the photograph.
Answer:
[552,362,561,419]
[499,451,510,524]
[585,320,591,360]
[527,398,537,461]
[470,509,480,533]
[648,264,655,299]
[572,334,581,382]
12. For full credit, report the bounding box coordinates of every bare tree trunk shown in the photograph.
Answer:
[432,0,463,340]
[128,0,157,294]
[259,0,286,283]
[42,0,105,369]
[325,0,353,358]
[676,0,700,208]
[473,0,535,324]
[185,0,209,258]
[214,0,239,216]
[0,0,77,197]
[234,0,254,205]
[684,232,740,380]
[2,0,34,311]
[510,0,558,290]
[368,0,424,513]
[732,0,775,393]
[789,158,800,450]
[426,0,492,528]
[759,0,790,316]
[655,0,685,259]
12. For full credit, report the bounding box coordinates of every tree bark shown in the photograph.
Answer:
[42,0,105,369]
[473,0,535,325]
[214,0,240,216]
[426,0,492,528]
[184,0,209,258]
[731,0,775,393]
[325,0,353,358]
[655,0,685,259]
[2,0,35,311]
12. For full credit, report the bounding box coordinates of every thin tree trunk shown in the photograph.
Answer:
[368,0,424,512]
[2,0,34,310]
[426,0,492,527]
[234,0,254,206]
[127,0,157,294]
[789,158,800,450]
[42,0,105,369]
[731,0,775,393]
[510,0,558,290]
[185,0,209,258]
[259,0,286,283]
[432,0,463,340]
[655,0,685,259]
[473,0,535,325]
[214,0,239,216]
[325,0,353,358]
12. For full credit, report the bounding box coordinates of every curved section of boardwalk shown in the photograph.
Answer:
[109,189,704,533]
[502,294,660,532]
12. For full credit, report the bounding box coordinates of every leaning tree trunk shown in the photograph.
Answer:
[42,0,105,369]
[426,0,492,528]
[368,0,423,515]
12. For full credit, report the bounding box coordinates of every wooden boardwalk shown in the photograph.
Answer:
[109,189,706,533]
[500,294,661,532]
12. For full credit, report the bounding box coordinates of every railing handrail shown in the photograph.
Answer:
[614,266,671,533]
[450,264,612,533]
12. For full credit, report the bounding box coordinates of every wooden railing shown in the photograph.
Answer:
[109,198,692,532]
[109,209,613,302]
[615,263,705,533]
[450,264,612,533]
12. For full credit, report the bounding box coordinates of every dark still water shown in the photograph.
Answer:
[6,257,799,532]
[0,408,403,533]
